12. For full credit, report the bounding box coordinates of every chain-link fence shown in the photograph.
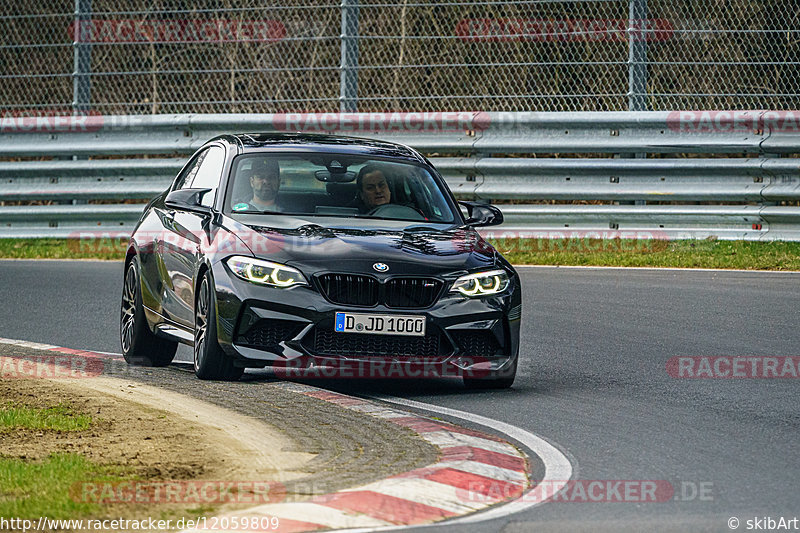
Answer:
[1,0,798,115]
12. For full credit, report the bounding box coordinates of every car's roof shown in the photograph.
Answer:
[211,133,426,163]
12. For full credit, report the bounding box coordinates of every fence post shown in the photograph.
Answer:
[626,0,649,206]
[628,0,648,112]
[340,0,360,112]
[72,0,92,114]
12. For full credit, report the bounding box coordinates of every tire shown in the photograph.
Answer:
[463,357,517,390]
[194,271,244,381]
[120,260,178,366]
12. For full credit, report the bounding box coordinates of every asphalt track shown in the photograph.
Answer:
[1,259,799,532]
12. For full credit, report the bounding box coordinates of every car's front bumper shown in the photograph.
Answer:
[210,261,521,377]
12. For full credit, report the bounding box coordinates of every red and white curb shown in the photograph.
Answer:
[201,382,533,531]
[0,336,118,375]
[0,337,571,531]
[0,337,116,356]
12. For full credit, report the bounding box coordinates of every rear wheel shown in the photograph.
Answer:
[463,357,517,390]
[194,271,243,381]
[120,260,177,366]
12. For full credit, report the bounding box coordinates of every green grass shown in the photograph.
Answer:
[0,403,92,432]
[0,402,216,521]
[1,237,800,270]
[0,454,131,519]
[0,237,126,260]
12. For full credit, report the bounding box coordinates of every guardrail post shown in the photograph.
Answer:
[628,0,648,111]
[340,0,360,112]
[72,0,92,114]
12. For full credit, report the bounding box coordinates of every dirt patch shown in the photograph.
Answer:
[0,367,319,530]
[0,372,313,481]
[0,377,312,483]
[1,378,207,480]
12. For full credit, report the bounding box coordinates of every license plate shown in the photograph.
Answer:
[335,312,426,337]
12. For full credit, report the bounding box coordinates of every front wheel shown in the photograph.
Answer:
[120,260,177,366]
[463,357,517,390]
[194,271,243,381]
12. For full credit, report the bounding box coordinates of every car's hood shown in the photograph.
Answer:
[222,214,497,276]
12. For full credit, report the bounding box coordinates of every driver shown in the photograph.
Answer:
[356,165,391,213]
[245,159,282,211]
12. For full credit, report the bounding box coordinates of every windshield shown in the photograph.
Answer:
[224,153,458,223]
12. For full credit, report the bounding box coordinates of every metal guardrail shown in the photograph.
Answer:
[1,111,799,240]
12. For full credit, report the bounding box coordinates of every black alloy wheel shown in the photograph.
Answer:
[120,260,177,366]
[193,271,244,381]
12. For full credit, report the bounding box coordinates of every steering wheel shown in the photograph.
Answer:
[366,204,425,221]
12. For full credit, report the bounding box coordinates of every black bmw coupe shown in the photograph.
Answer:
[120,134,521,388]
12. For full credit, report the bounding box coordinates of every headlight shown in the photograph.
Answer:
[226,256,307,288]
[451,269,510,298]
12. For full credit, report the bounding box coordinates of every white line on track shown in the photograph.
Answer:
[89,349,126,357]
[348,394,574,530]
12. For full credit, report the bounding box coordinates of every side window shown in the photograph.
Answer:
[191,146,226,207]
[173,149,207,191]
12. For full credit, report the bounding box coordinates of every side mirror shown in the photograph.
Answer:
[165,188,213,216]
[459,201,504,227]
